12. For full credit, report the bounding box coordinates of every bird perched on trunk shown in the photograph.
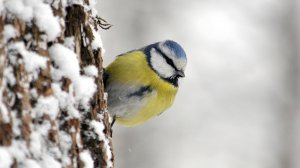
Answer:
[104,40,187,126]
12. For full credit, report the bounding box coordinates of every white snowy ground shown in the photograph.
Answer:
[98,0,300,168]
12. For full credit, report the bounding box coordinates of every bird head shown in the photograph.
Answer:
[144,40,187,87]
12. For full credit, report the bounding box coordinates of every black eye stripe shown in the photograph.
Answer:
[155,47,178,71]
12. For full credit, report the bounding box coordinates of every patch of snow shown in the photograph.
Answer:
[0,147,13,168]
[4,0,60,41]
[64,36,75,51]
[80,150,94,168]
[51,83,80,118]
[11,112,21,136]
[91,27,103,50]
[76,131,82,149]
[61,0,67,7]
[103,92,108,101]
[38,35,48,49]
[8,42,48,73]
[58,131,72,166]
[49,44,97,110]
[24,34,32,42]
[48,146,62,160]
[0,102,9,123]
[33,2,61,41]
[32,96,59,120]
[75,76,97,109]
[8,140,28,162]
[30,132,42,158]
[49,44,80,81]
[4,24,18,42]
[35,120,51,137]
[50,68,64,82]
[81,25,88,47]
[89,120,113,167]
[90,120,104,140]
[30,88,38,99]
[4,0,34,21]
[84,65,98,77]
[4,66,16,86]
[40,154,61,168]
[69,127,76,133]
[0,87,10,123]
[23,159,41,168]
[68,0,84,6]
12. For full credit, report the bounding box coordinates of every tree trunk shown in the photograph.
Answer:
[0,1,114,168]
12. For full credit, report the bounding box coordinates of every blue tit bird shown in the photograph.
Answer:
[104,40,187,127]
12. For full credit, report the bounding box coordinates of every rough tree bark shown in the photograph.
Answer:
[0,1,114,168]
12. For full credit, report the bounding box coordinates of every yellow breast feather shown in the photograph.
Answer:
[105,51,178,126]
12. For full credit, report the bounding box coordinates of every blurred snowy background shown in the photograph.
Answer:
[96,0,300,168]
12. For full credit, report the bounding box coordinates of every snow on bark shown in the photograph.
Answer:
[4,0,61,41]
[0,0,113,168]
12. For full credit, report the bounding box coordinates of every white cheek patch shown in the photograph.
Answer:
[150,48,174,78]
[158,42,187,71]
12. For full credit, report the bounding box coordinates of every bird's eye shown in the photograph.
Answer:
[166,58,174,66]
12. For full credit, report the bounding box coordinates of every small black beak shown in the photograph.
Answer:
[176,70,185,78]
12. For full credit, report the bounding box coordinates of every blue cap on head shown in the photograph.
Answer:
[143,40,187,60]
[162,40,187,60]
